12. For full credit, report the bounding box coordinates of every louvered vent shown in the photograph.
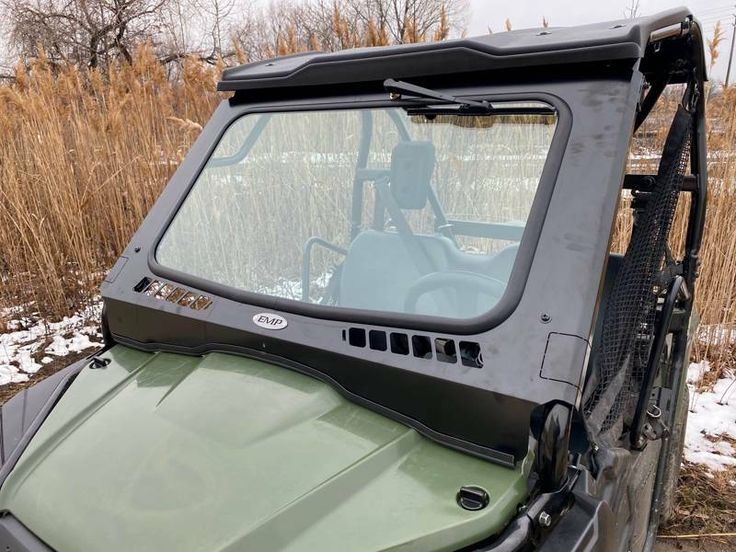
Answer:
[133,277,212,311]
[343,328,483,368]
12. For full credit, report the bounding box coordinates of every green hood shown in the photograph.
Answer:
[0,345,529,551]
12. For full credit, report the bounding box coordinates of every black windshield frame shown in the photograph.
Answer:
[147,90,572,335]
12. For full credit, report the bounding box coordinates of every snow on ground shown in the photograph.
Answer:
[0,303,103,385]
[685,360,736,471]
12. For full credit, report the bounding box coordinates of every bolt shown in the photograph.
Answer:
[538,511,552,527]
[89,357,111,369]
[134,247,141,253]
[540,312,551,323]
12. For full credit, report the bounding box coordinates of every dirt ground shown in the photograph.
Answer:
[655,538,736,551]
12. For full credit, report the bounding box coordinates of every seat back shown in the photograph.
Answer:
[338,230,451,314]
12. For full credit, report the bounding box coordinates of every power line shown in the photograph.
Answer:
[697,13,733,27]
[696,5,734,16]
[698,10,733,20]
[690,0,732,11]
[699,11,733,19]
[693,5,733,24]
[698,10,735,20]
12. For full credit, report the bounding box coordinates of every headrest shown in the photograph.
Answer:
[390,141,436,209]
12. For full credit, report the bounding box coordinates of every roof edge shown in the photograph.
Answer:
[218,8,692,93]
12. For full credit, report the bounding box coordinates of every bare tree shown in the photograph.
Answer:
[231,0,466,62]
[344,0,466,44]
[188,0,238,57]
[624,0,640,20]
[2,0,172,68]
[0,0,466,72]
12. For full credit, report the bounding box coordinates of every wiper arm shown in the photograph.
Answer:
[384,78,491,112]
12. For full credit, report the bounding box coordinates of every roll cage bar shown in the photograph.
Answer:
[465,15,708,549]
[623,20,708,450]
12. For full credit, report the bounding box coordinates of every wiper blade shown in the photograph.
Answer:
[384,78,491,112]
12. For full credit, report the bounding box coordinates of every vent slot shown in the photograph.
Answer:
[144,280,162,296]
[348,328,367,347]
[155,283,176,299]
[459,341,483,368]
[166,288,187,303]
[192,295,212,310]
[435,338,457,363]
[133,277,151,293]
[412,336,433,359]
[369,330,387,351]
[178,292,197,307]
[390,333,410,355]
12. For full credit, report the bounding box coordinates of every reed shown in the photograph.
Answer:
[0,47,220,318]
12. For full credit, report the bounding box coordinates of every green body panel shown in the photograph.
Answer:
[0,345,529,551]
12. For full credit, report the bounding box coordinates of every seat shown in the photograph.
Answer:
[338,141,519,317]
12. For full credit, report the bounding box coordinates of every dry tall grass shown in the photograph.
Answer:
[621,87,736,368]
[0,48,220,317]
[1,48,736,367]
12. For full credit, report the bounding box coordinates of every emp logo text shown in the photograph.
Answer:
[252,313,288,330]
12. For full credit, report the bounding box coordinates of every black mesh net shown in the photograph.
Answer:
[583,105,693,446]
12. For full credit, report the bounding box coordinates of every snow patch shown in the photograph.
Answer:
[46,333,101,357]
[684,361,736,471]
[687,360,711,385]
[0,303,103,386]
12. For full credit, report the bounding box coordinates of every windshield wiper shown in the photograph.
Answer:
[384,78,492,112]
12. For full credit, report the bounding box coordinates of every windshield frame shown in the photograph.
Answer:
[148,90,572,334]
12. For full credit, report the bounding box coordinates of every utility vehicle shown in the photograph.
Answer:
[0,8,708,551]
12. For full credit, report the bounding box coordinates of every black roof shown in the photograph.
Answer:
[219,8,694,92]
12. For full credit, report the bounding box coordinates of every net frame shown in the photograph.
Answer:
[583,104,693,446]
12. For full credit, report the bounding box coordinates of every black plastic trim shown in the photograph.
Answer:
[112,333,518,467]
[217,9,692,92]
[0,356,91,489]
[0,514,53,552]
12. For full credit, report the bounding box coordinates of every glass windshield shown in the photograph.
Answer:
[157,105,557,319]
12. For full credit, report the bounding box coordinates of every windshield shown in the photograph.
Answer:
[156,105,557,320]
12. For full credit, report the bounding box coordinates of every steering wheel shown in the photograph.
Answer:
[404,270,506,316]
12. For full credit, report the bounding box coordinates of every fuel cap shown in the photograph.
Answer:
[456,485,489,511]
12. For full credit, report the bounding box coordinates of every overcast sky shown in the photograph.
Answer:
[467,0,735,80]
